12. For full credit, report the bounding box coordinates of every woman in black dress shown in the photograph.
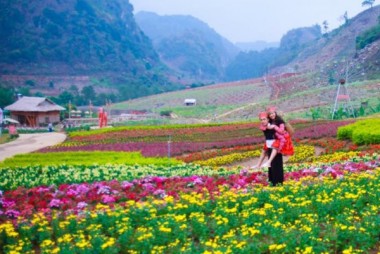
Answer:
[252,111,284,186]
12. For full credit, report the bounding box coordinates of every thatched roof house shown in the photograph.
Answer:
[5,96,65,127]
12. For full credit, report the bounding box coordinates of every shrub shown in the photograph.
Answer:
[337,118,380,145]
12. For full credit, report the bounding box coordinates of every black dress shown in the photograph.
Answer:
[263,128,284,186]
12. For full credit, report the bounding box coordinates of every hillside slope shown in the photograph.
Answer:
[275,5,380,82]
[0,0,159,74]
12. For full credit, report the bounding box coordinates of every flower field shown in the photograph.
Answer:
[0,118,379,253]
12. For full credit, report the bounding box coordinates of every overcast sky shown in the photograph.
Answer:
[129,0,371,43]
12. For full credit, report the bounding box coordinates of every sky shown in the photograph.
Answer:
[129,0,370,43]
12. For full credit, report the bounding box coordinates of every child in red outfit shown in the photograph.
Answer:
[260,107,294,168]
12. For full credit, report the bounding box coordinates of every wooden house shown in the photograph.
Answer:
[4,96,65,127]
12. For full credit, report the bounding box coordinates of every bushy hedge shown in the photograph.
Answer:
[337,118,380,145]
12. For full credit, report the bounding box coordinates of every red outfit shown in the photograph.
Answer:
[262,122,294,156]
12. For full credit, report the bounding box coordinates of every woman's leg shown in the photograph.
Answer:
[269,151,284,186]
[261,148,278,168]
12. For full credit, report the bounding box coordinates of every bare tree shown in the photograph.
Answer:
[322,20,329,36]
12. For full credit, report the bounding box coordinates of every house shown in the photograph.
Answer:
[4,96,65,127]
[184,98,197,106]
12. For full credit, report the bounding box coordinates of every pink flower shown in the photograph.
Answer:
[1,199,16,209]
[121,181,133,189]
[101,195,116,204]
[49,199,62,208]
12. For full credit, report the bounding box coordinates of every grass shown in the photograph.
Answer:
[0,133,15,145]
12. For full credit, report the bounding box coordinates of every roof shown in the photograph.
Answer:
[184,98,197,103]
[4,96,65,112]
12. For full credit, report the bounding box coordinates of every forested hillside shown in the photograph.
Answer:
[0,0,181,106]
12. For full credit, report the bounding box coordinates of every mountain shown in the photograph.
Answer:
[0,0,159,74]
[135,11,239,82]
[0,0,182,104]
[0,1,379,109]
[225,5,380,82]
[235,41,279,52]
[225,25,322,81]
[274,5,380,82]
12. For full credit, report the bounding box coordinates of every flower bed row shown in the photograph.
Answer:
[1,167,379,253]
[38,137,265,157]
[40,120,353,158]
[1,152,378,192]
[0,151,181,168]
[175,144,263,163]
[1,155,378,221]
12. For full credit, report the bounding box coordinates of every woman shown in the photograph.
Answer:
[261,106,294,168]
[252,111,284,186]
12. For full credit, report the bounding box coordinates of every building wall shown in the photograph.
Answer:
[10,111,61,127]
[36,112,61,125]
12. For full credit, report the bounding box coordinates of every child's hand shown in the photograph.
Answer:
[266,124,274,129]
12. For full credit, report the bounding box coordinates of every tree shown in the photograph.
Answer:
[58,91,74,105]
[81,85,96,102]
[362,0,376,8]
[0,86,14,108]
[322,20,329,36]
[340,11,349,25]
[69,85,79,96]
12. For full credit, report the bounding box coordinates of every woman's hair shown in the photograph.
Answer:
[270,112,294,136]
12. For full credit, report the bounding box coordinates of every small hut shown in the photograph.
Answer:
[4,96,65,127]
[184,98,197,106]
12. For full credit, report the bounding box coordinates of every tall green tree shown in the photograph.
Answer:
[0,86,14,108]
[81,85,96,103]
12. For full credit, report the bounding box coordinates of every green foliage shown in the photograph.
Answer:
[160,110,172,117]
[309,107,322,120]
[0,85,14,108]
[0,164,235,191]
[0,0,165,92]
[0,151,181,168]
[356,23,380,49]
[337,118,380,144]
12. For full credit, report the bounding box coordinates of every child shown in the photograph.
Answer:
[261,107,294,168]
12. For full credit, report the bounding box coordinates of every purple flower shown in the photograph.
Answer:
[76,184,90,194]
[97,186,111,195]
[142,183,155,191]
[5,209,20,218]
[240,169,248,176]
[49,199,62,208]
[66,189,79,196]
[77,202,88,209]
[153,189,166,198]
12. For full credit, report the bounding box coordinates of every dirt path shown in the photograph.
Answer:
[0,132,67,162]
[229,146,325,169]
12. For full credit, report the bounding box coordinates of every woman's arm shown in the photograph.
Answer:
[268,123,285,134]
